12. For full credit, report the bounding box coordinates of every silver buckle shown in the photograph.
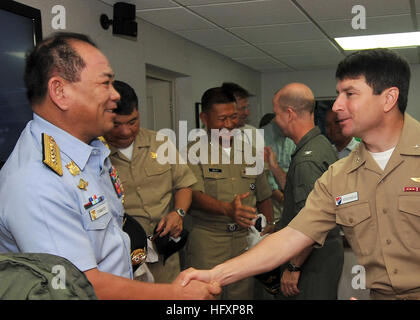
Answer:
[227,223,238,232]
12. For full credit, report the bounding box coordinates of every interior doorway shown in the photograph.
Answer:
[146,76,174,131]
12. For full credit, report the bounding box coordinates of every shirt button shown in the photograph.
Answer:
[386,239,391,245]
[393,269,398,274]
[349,218,354,223]
[383,209,387,214]
[231,178,235,181]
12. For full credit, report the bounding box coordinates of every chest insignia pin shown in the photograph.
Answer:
[65,161,80,176]
[77,178,88,191]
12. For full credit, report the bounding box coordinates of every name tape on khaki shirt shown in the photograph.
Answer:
[335,192,358,206]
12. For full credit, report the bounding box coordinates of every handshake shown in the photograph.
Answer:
[174,267,220,300]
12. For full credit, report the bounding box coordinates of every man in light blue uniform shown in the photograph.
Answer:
[0,32,220,299]
[0,113,132,279]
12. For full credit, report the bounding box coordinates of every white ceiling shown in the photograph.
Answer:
[100,0,420,72]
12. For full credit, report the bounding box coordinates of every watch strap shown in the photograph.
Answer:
[287,262,302,272]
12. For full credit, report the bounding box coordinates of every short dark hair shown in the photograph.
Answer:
[221,82,251,99]
[259,113,275,128]
[24,32,97,105]
[201,87,236,113]
[113,80,138,115]
[336,48,410,114]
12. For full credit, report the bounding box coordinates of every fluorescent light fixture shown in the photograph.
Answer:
[335,31,420,50]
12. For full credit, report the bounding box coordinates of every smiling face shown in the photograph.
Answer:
[332,75,386,140]
[65,41,120,143]
[201,102,238,143]
[105,108,140,148]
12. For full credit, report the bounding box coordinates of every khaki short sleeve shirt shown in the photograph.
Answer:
[108,128,197,234]
[289,114,420,295]
[187,138,272,224]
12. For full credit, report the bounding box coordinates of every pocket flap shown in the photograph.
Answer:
[144,162,170,177]
[399,196,420,217]
[336,202,370,227]
[241,170,257,180]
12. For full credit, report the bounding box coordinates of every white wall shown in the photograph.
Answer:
[261,65,420,122]
[16,0,261,131]
[261,68,337,115]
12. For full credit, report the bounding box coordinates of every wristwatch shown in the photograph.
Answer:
[287,262,302,272]
[175,208,186,217]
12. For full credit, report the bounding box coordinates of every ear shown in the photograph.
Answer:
[48,76,70,111]
[199,111,208,129]
[383,87,399,113]
[286,106,295,121]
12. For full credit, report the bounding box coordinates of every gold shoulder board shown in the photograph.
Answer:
[42,133,63,176]
[97,136,110,150]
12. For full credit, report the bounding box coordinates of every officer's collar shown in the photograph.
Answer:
[32,113,109,170]
[345,113,420,174]
[136,127,152,148]
[108,128,149,159]
[397,113,420,156]
[292,126,321,157]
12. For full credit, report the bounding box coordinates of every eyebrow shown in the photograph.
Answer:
[115,116,138,125]
[336,85,358,93]
[101,72,115,79]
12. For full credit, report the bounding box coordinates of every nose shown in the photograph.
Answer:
[110,84,121,102]
[332,94,343,112]
[119,124,132,136]
[224,117,235,130]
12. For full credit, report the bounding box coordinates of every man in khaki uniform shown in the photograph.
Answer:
[186,87,274,300]
[104,80,197,283]
[181,49,420,300]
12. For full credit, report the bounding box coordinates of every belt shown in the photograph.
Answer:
[226,223,239,232]
[191,217,244,233]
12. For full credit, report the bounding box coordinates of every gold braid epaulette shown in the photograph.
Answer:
[42,133,63,176]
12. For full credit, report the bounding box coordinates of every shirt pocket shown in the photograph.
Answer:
[398,195,420,249]
[336,201,375,256]
[202,165,228,198]
[241,170,257,199]
[83,202,112,231]
[144,162,171,177]
[142,162,172,201]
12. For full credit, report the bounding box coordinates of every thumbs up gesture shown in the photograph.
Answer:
[227,192,258,228]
